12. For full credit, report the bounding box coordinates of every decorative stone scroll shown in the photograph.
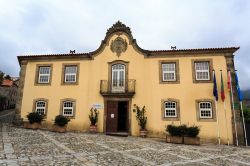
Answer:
[111,37,127,57]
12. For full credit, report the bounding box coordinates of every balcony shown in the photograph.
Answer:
[100,79,136,97]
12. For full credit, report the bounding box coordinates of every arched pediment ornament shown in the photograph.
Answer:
[88,21,149,58]
[111,37,127,57]
[105,21,133,41]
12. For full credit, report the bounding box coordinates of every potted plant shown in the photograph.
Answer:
[24,112,43,129]
[183,125,200,145]
[166,124,187,144]
[133,104,148,137]
[89,108,99,133]
[52,115,70,133]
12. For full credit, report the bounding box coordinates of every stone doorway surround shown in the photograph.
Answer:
[103,97,132,136]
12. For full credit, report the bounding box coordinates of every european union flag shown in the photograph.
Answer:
[213,71,218,101]
[235,72,243,102]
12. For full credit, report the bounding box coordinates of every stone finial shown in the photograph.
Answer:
[105,21,133,40]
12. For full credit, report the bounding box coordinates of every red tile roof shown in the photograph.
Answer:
[1,79,13,87]
[17,46,240,65]
[19,52,90,57]
[148,47,240,53]
[18,47,240,57]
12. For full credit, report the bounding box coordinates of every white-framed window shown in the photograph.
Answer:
[35,100,46,115]
[63,101,74,116]
[38,67,51,83]
[112,64,125,91]
[164,101,177,117]
[195,62,210,80]
[65,66,77,83]
[199,102,212,118]
[162,63,176,81]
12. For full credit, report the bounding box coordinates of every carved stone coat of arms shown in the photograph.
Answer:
[110,37,127,57]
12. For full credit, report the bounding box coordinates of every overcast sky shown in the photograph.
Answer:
[0,0,249,89]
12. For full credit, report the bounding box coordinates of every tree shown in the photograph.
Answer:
[4,75,11,80]
[0,95,7,111]
[0,71,4,85]
[243,105,250,123]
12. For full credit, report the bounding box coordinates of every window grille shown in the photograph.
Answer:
[162,63,176,81]
[195,62,210,80]
[38,67,50,83]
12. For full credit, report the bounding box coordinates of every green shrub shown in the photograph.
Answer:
[27,112,43,124]
[89,108,99,125]
[54,115,70,127]
[133,104,147,130]
[185,126,200,137]
[166,124,200,137]
[166,124,187,136]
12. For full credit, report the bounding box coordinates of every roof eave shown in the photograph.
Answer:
[17,53,91,66]
[147,47,240,56]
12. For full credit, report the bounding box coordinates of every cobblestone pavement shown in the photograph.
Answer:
[0,124,250,166]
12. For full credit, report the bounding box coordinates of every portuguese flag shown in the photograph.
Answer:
[221,72,225,102]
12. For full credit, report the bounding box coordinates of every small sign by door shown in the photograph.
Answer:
[111,114,115,118]
[92,103,103,109]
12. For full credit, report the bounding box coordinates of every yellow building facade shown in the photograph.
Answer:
[16,21,243,144]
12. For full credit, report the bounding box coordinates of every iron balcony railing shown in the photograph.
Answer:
[100,79,136,94]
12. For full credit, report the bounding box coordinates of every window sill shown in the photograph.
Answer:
[160,80,180,84]
[193,80,213,83]
[197,118,216,122]
[162,117,180,121]
[34,83,51,86]
[61,82,79,86]
[62,115,75,119]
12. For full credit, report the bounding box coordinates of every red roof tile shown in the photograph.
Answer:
[1,79,13,87]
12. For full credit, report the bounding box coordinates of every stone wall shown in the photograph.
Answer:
[0,85,18,111]
[14,61,27,125]
[226,54,245,145]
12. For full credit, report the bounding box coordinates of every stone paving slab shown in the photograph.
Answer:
[13,143,68,158]
[96,152,145,166]
[101,141,144,151]
[225,155,250,165]
[52,135,89,144]
[19,155,82,166]
[174,162,212,166]
[64,142,110,154]
[203,157,248,166]
[0,123,250,166]
[165,148,210,160]
[128,149,186,165]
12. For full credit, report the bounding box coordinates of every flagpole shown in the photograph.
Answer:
[235,70,248,147]
[229,70,239,146]
[224,101,230,145]
[220,70,229,145]
[215,100,221,145]
[240,101,248,147]
[213,70,221,145]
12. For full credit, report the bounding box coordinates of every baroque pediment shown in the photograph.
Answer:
[105,21,133,41]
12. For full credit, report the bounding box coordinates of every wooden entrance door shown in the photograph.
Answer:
[106,101,118,133]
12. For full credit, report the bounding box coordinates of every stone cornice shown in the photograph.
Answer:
[17,54,91,65]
